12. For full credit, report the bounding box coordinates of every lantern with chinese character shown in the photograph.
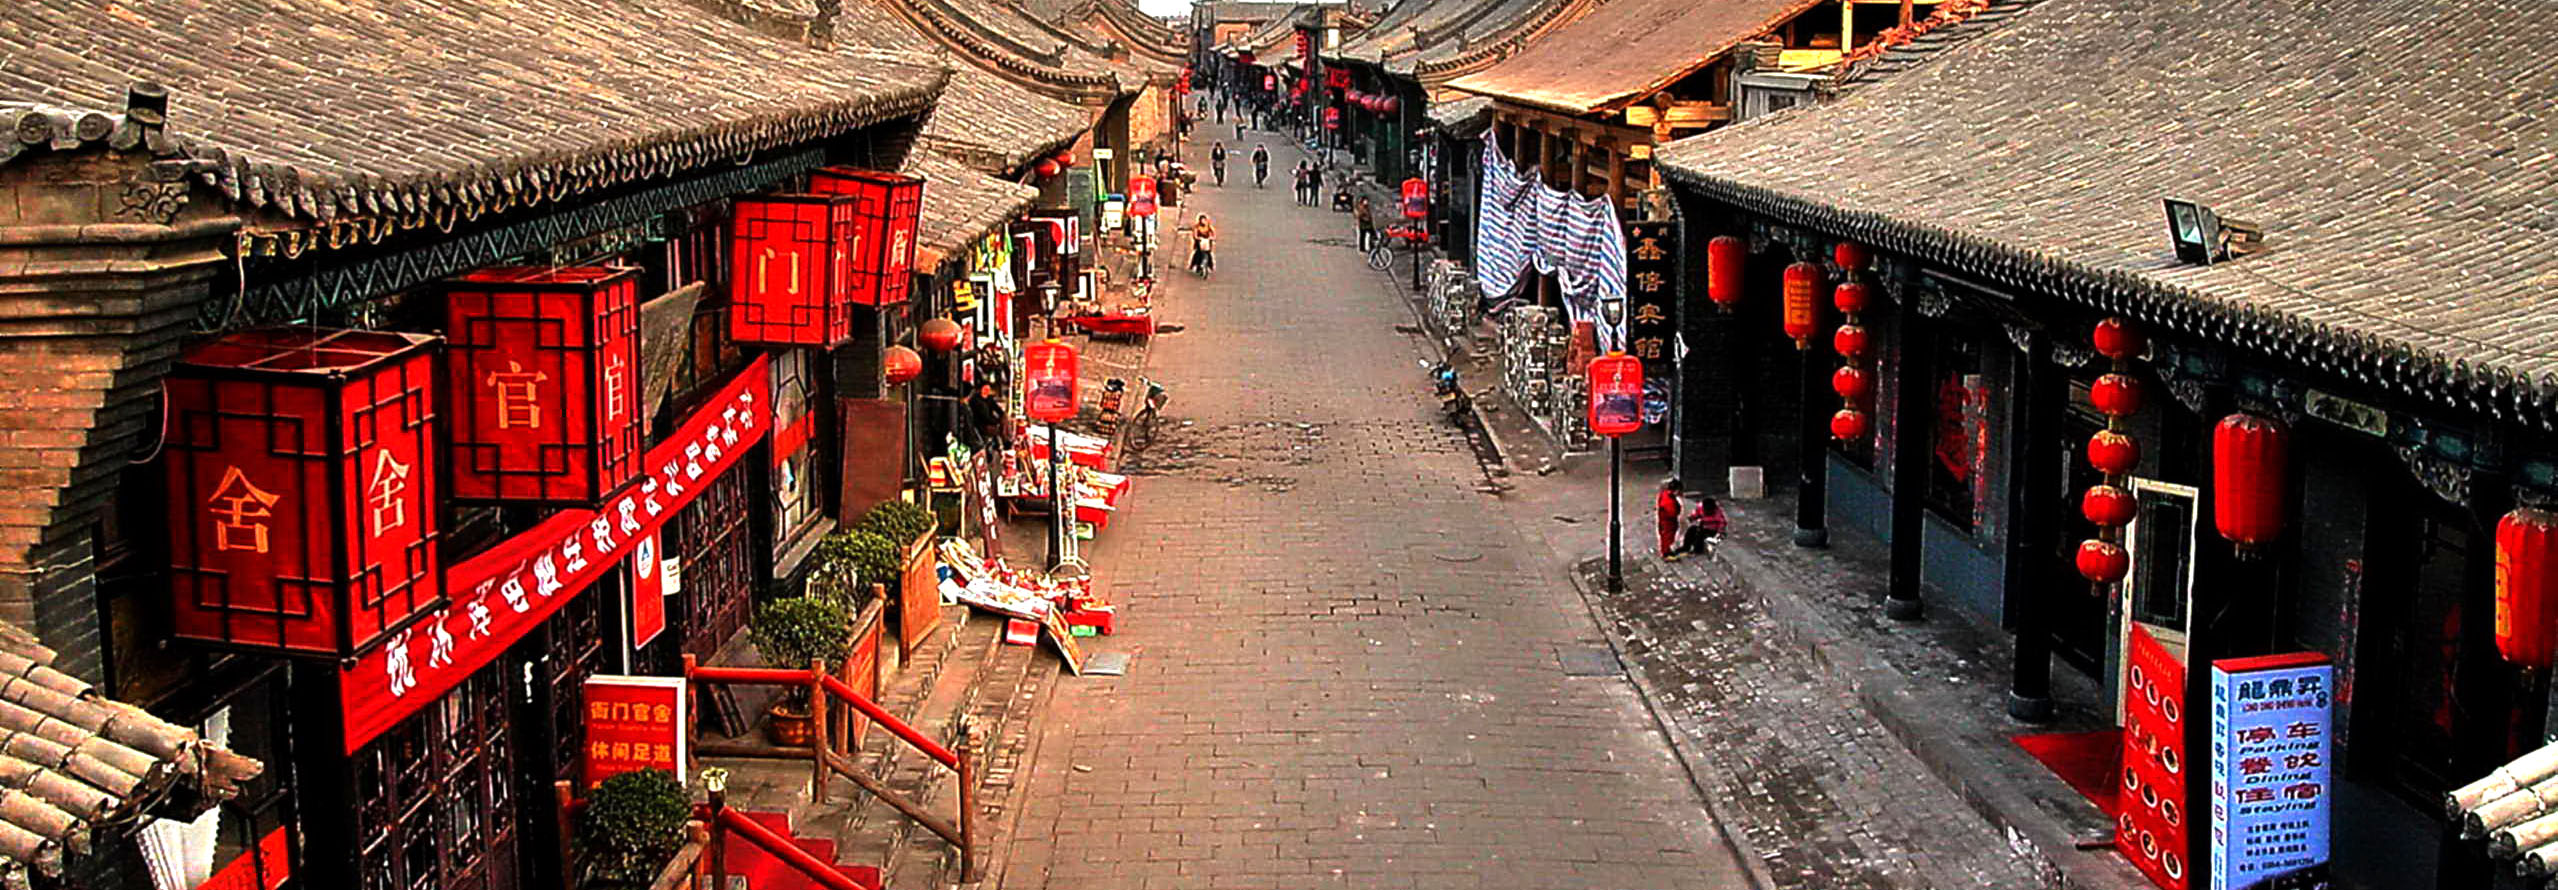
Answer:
[2212,413,2288,549]
[1024,339,1079,422]
[920,317,967,353]
[883,345,923,386]
[807,167,925,307]
[1264,74,1277,91]
[1128,176,1159,218]
[1782,261,1822,349]
[1706,236,1745,312]
[730,193,859,346]
[1401,178,1429,220]
[2496,509,2558,670]
[444,265,643,505]
[165,329,443,658]
[1587,353,1643,437]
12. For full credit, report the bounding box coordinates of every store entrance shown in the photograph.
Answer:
[509,585,612,890]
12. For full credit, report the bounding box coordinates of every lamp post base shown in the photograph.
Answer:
[1884,595,1924,622]
[2005,691,2055,724]
[1791,527,1829,548]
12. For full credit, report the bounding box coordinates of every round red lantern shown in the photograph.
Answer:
[2088,430,2140,475]
[1833,281,1871,315]
[2212,413,2289,547]
[2090,373,2143,417]
[2082,485,2136,527]
[2093,317,2144,361]
[1587,353,1644,437]
[1054,148,1075,167]
[1381,96,1400,114]
[2496,509,2558,670]
[2076,539,2129,584]
[882,345,923,386]
[1707,236,1746,311]
[1833,324,1869,358]
[1833,242,1869,273]
[1782,261,1822,349]
[1831,409,1870,441]
[1035,159,1061,178]
[920,317,967,353]
[1831,366,1873,402]
[1023,339,1079,422]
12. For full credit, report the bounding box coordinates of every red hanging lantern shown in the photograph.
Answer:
[1782,261,1822,349]
[2088,430,2141,475]
[1832,281,1871,315]
[1035,159,1062,178]
[730,193,860,346]
[1400,178,1430,220]
[2497,509,2558,670]
[805,167,926,307]
[1833,242,1869,273]
[443,265,643,505]
[1830,409,1870,441]
[2090,373,2143,417]
[2212,413,2289,547]
[2093,317,2144,361]
[882,345,923,386]
[1024,340,1079,422]
[1381,95,1400,114]
[1054,149,1076,167]
[2082,485,2137,527]
[1706,235,1746,311]
[1833,324,1869,358]
[919,317,967,353]
[1587,353,1644,437]
[164,328,442,658]
[1831,366,1873,402]
[2076,539,2129,584]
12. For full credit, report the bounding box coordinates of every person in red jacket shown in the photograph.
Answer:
[1679,496,1728,556]
[1657,478,1684,561]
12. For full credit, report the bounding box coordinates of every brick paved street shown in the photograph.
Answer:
[997,135,1749,890]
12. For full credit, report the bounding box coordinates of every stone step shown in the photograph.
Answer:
[879,621,1060,889]
[825,611,1006,871]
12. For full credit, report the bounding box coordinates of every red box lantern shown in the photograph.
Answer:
[1587,353,1643,437]
[1706,235,1745,311]
[164,329,443,658]
[1781,261,1823,349]
[730,193,859,346]
[807,167,926,307]
[444,266,642,505]
[1400,178,1430,220]
[2497,508,2558,670]
[1025,339,1079,423]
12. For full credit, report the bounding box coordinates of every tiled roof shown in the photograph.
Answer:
[919,66,1097,175]
[1404,0,1597,83]
[1659,0,2558,425]
[1426,94,1495,136]
[1444,0,1820,113]
[1826,0,2042,90]
[0,621,261,880]
[875,0,1135,101]
[901,150,1040,270]
[0,0,947,224]
[1331,0,1557,70]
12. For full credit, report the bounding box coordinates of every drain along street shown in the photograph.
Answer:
[0,1,2549,890]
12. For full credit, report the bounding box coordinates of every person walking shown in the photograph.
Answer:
[1354,194,1376,250]
[1308,162,1325,209]
[1252,144,1271,188]
[1210,142,1228,186]
[1291,161,1309,205]
[1656,478,1685,561]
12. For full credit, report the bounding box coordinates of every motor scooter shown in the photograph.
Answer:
[1426,361,1468,420]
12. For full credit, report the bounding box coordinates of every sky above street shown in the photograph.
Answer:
[1137,0,1188,14]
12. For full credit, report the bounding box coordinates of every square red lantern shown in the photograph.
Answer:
[1024,340,1079,422]
[807,167,926,306]
[164,329,443,658]
[1588,353,1643,437]
[731,193,859,346]
[444,265,643,505]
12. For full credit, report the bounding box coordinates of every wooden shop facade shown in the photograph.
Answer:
[1654,0,2558,887]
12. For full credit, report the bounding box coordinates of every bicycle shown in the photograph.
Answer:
[1369,224,1430,271]
[1127,377,1170,450]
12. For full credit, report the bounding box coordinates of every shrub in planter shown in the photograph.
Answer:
[827,529,904,604]
[749,596,853,745]
[858,500,936,547]
[804,531,871,613]
[576,768,690,889]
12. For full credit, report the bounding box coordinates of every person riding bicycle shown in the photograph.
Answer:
[1188,214,1217,275]
[1252,144,1270,188]
[1210,142,1228,185]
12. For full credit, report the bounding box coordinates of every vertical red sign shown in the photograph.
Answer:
[1128,176,1159,218]
[1024,340,1079,422]
[1588,353,1644,437]
[630,533,666,647]
[2121,626,2191,889]
[582,675,687,788]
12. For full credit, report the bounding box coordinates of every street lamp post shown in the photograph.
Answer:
[1590,337,1642,594]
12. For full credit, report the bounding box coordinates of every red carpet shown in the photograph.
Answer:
[2012,729,2121,816]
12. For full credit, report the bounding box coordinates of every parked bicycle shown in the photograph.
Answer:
[1127,377,1171,450]
[1368,224,1431,271]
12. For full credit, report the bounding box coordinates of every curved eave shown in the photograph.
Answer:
[1661,161,2558,433]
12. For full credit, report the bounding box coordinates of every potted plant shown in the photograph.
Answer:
[748,596,852,747]
[858,500,937,552]
[574,768,690,889]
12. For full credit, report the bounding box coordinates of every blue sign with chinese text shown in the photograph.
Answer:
[2209,653,2333,890]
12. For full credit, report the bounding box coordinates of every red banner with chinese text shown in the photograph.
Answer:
[630,532,666,647]
[337,356,771,754]
[582,675,687,788]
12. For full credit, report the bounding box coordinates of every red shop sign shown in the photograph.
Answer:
[629,532,666,648]
[1400,177,1429,220]
[730,194,859,346]
[582,674,687,788]
[444,265,643,505]
[2120,625,2191,890]
[1587,353,1643,437]
[1024,340,1079,423]
[338,356,771,754]
[806,167,926,307]
[1127,176,1159,218]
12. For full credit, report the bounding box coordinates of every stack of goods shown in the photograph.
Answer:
[933,540,1120,637]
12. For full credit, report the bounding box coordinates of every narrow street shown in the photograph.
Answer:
[998,135,1751,889]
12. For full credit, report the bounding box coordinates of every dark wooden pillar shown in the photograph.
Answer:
[2004,331,2058,722]
[1794,313,1830,547]
[1886,306,1932,621]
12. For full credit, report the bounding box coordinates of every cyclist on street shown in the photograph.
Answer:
[1252,144,1271,188]
[1188,214,1217,276]
[1211,142,1228,186]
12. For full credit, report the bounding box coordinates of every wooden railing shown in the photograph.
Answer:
[681,656,984,883]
